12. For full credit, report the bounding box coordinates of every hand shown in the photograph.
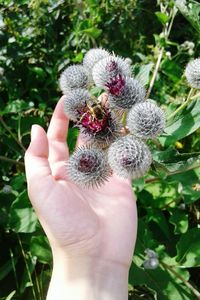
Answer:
[25,96,137,300]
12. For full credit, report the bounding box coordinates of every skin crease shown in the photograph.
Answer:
[25,96,138,298]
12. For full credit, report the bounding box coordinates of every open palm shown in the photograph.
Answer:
[25,97,137,267]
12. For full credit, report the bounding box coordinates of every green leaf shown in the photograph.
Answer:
[31,66,46,79]
[0,257,18,280]
[134,218,158,257]
[155,12,170,25]
[145,181,177,208]
[153,147,200,164]
[176,0,200,33]
[161,59,182,83]
[9,191,38,233]
[159,99,200,147]
[132,177,145,192]
[176,228,200,267]
[167,170,200,204]
[19,254,36,294]
[5,291,16,300]
[135,63,154,86]
[9,207,38,233]
[82,27,102,38]
[169,209,188,234]
[129,263,192,299]
[30,236,52,265]
[153,147,200,173]
[147,208,172,239]
[182,185,200,204]
[1,100,34,115]
[67,126,79,153]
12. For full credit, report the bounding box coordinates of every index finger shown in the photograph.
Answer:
[47,96,69,143]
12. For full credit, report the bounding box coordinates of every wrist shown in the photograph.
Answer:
[47,252,129,300]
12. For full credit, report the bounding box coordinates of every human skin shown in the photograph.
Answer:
[24,96,138,300]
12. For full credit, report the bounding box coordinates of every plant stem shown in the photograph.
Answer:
[167,88,194,121]
[9,248,19,290]
[146,48,164,99]
[146,6,177,99]
[17,234,37,300]
[166,7,177,37]
[161,262,200,299]
[0,155,24,167]
[0,116,26,152]
[191,91,200,100]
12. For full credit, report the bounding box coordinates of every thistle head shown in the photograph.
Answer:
[108,77,146,109]
[108,135,152,179]
[2,185,12,194]
[144,249,158,259]
[83,48,110,73]
[127,101,165,139]
[143,258,159,270]
[185,58,200,89]
[63,88,90,121]
[92,55,131,91]
[59,64,90,93]
[78,104,120,147]
[66,146,110,188]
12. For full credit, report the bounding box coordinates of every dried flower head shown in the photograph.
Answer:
[66,146,110,188]
[108,77,146,109]
[127,101,165,139]
[64,88,90,121]
[185,58,200,89]
[143,258,159,270]
[144,249,158,259]
[2,185,12,194]
[59,64,90,93]
[108,135,152,179]
[92,55,131,92]
[83,48,110,72]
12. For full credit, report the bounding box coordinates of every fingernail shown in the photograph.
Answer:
[31,125,38,141]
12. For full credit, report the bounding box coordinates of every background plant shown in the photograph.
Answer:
[0,0,200,299]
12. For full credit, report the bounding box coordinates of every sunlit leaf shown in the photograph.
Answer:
[176,228,200,267]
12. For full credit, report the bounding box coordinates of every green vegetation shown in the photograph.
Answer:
[0,0,200,299]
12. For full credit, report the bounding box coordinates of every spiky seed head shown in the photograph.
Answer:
[144,249,158,259]
[66,146,110,188]
[2,185,12,194]
[127,101,165,139]
[143,258,159,270]
[124,57,132,65]
[108,135,152,179]
[59,64,90,93]
[185,58,200,89]
[92,55,131,91]
[83,48,110,72]
[108,77,146,109]
[64,88,89,121]
[79,110,121,148]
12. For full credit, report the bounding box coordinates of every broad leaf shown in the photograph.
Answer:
[9,191,38,233]
[169,209,188,234]
[176,228,200,267]
[175,0,200,33]
[155,12,170,25]
[135,63,154,86]
[30,236,52,265]
[159,99,200,147]
[153,147,200,174]
[129,263,192,299]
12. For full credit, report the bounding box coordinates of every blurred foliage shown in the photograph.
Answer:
[0,0,200,299]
